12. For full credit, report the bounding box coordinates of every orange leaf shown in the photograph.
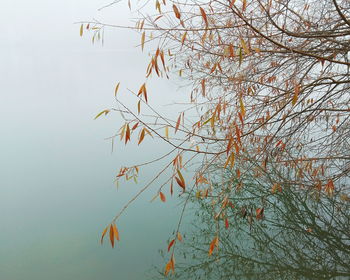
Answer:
[239,97,246,117]
[256,208,264,220]
[159,191,166,202]
[132,122,139,130]
[141,31,145,51]
[208,236,219,256]
[109,225,114,248]
[175,114,181,133]
[172,4,181,19]
[199,7,208,27]
[138,128,146,145]
[201,79,206,97]
[181,31,187,45]
[137,100,141,114]
[177,232,183,241]
[100,226,108,244]
[164,255,175,275]
[112,223,120,241]
[168,239,175,252]
[175,176,185,190]
[292,84,300,105]
[125,124,131,144]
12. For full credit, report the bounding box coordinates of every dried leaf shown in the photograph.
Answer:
[199,7,208,27]
[175,176,186,190]
[159,191,166,202]
[100,226,108,244]
[112,223,119,241]
[141,31,146,51]
[208,236,219,256]
[114,82,120,96]
[109,225,114,248]
[292,84,300,105]
[165,126,169,139]
[138,128,146,145]
[172,4,181,19]
[239,97,246,117]
[94,109,110,120]
[168,239,175,252]
[80,24,84,37]
[181,31,187,45]
[175,114,181,133]
[125,124,131,144]
[177,232,183,241]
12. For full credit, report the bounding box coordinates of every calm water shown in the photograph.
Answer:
[0,1,182,279]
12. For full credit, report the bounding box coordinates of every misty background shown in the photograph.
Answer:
[0,0,186,279]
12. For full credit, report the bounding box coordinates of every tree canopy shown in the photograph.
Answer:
[82,0,350,275]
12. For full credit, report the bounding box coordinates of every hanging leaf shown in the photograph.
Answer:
[175,114,181,133]
[201,79,206,97]
[141,31,146,51]
[114,82,120,96]
[109,225,115,248]
[208,236,219,256]
[242,0,247,11]
[165,126,169,139]
[125,123,131,144]
[164,254,175,275]
[80,24,84,37]
[256,208,264,220]
[239,97,246,117]
[138,128,146,145]
[132,122,139,130]
[181,31,187,46]
[137,100,141,114]
[199,7,208,27]
[292,84,300,105]
[100,226,108,244]
[112,223,120,241]
[167,239,175,251]
[177,232,183,241]
[94,109,110,120]
[159,191,166,202]
[172,4,181,19]
[175,176,186,190]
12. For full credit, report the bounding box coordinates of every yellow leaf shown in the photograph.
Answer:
[240,38,249,54]
[138,128,146,145]
[155,0,161,13]
[292,84,300,106]
[80,24,84,37]
[114,82,120,96]
[94,109,110,120]
[141,31,145,51]
[242,0,247,11]
[165,126,169,139]
[239,97,246,117]
[175,114,181,133]
[181,31,187,46]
